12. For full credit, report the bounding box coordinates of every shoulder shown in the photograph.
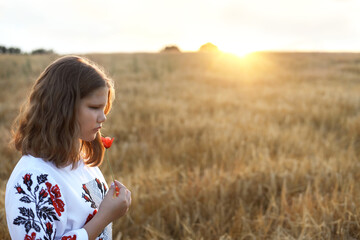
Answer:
[6,155,62,198]
[7,155,55,183]
[11,154,55,171]
[5,155,73,220]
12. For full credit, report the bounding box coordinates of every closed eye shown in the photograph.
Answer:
[89,105,105,110]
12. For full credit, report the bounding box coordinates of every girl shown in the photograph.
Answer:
[5,56,131,240]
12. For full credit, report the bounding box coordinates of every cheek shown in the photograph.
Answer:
[78,109,93,126]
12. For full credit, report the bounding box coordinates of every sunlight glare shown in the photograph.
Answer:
[226,46,257,58]
[218,41,261,58]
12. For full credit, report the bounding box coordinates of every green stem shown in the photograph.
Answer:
[106,150,115,184]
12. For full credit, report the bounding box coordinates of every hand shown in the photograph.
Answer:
[98,180,131,223]
[84,181,131,239]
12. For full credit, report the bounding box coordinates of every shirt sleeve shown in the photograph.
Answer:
[6,169,89,240]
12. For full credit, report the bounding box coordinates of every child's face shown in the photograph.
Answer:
[77,87,108,142]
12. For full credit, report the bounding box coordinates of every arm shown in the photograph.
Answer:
[6,170,88,240]
[84,180,131,240]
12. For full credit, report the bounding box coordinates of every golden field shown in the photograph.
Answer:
[0,52,360,239]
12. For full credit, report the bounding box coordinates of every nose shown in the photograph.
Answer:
[98,111,107,123]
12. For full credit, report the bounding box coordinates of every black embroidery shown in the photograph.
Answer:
[81,184,97,208]
[95,178,106,199]
[81,178,107,209]
[13,173,64,240]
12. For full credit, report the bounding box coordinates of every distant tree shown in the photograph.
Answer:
[8,47,22,54]
[31,48,54,55]
[0,46,7,54]
[161,45,181,53]
[0,45,22,54]
[199,42,219,52]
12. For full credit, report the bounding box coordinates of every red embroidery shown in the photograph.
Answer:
[95,178,101,187]
[82,184,90,195]
[15,184,25,194]
[23,174,32,184]
[46,182,65,216]
[24,232,40,240]
[13,174,63,240]
[85,209,98,224]
[61,235,77,240]
[39,188,48,200]
[45,222,53,236]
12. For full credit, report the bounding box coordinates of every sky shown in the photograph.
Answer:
[1,0,360,56]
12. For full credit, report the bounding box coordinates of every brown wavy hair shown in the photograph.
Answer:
[12,55,115,168]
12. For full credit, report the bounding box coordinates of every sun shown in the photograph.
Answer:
[228,47,257,58]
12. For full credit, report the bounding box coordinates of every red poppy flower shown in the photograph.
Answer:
[102,136,117,195]
[46,182,65,216]
[101,136,114,149]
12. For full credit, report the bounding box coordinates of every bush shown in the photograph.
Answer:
[0,46,22,54]
[31,48,54,55]
[199,42,219,52]
[161,45,181,53]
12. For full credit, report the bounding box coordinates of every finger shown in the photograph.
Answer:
[113,183,121,197]
[119,185,127,195]
[114,185,126,197]
[124,189,131,204]
[114,180,127,189]
[125,189,131,197]
[127,193,132,205]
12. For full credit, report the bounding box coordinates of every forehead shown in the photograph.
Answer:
[83,87,108,101]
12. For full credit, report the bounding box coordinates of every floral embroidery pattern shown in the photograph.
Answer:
[46,182,65,216]
[81,178,106,209]
[82,178,109,239]
[82,184,96,208]
[24,232,41,240]
[95,178,107,198]
[61,235,77,240]
[13,173,65,240]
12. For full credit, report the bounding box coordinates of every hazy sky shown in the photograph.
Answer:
[1,0,359,55]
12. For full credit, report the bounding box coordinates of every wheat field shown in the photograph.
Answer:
[0,52,360,239]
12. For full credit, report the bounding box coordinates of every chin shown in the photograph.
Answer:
[80,134,97,142]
